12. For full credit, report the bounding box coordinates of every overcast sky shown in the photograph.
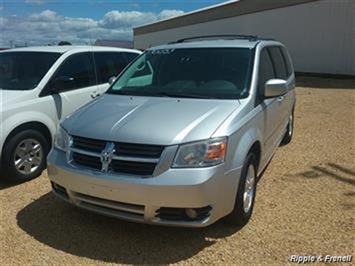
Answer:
[0,0,225,47]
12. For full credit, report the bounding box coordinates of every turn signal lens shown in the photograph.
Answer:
[204,141,226,161]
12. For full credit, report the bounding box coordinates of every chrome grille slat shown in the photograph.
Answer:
[69,147,160,163]
[72,136,105,152]
[70,147,100,157]
[70,135,164,176]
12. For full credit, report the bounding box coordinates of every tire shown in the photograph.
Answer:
[1,129,49,182]
[225,153,257,227]
[280,110,294,146]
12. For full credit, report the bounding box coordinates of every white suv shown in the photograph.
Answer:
[0,46,141,181]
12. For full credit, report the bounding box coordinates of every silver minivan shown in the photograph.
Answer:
[47,36,296,227]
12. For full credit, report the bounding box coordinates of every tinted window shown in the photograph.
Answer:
[268,46,287,79]
[280,47,292,77]
[257,49,275,100]
[123,52,139,63]
[108,48,253,99]
[0,52,60,90]
[53,52,95,91]
[94,52,128,84]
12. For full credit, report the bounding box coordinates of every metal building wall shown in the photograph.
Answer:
[134,0,355,75]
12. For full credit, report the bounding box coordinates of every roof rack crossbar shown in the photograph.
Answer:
[173,34,259,43]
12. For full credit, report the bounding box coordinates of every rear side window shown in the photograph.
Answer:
[53,52,96,91]
[268,46,287,79]
[123,52,139,63]
[94,52,128,84]
[257,48,275,99]
[280,47,293,77]
[0,52,60,91]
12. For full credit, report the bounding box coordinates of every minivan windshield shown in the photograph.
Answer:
[0,52,61,90]
[107,48,253,99]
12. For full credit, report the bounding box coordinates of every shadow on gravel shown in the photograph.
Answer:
[0,178,26,190]
[17,193,241,264]
[296,76,355,89]
[292,163,355,186]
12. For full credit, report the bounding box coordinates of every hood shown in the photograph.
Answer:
[63,94,240,145]
[0,90,33,105]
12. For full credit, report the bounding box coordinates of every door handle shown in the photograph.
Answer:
[91,92,101,99]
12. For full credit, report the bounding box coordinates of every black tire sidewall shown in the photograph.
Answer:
[226,153,257,227]
[1,129,49,181]
[281,110,294,146]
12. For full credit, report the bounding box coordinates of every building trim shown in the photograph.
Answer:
[134,0,319,35]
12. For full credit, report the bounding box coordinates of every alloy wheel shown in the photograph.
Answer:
[243,164,256,213]
[13,138,43,175]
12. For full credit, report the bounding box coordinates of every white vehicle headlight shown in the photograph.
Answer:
[172,137,227,168]
[54,126,70,152]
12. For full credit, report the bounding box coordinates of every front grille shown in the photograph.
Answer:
[71,136,164,176]
[115,142,164,158]
[111,160,156,175]
[72,152,101,170]
[72,136,105,152]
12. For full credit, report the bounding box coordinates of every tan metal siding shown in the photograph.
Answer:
[134,0,355,75]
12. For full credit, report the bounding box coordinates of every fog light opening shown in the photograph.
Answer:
[185,208,198,219]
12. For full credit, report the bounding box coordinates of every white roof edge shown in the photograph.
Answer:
[0,45,142,53]
[134,0,239,29]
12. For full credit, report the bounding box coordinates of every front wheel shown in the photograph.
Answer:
[225,153,257,227]
[1,129,49,182]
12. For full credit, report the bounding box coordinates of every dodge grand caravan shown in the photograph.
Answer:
[0,46,141,181]
[47,36,296,227]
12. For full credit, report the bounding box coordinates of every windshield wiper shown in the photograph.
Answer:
[108,90,151,96]
[156,91,214,99]
[109,89,215,99]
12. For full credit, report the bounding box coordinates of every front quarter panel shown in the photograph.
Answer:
[0,109,57,156]
[225,110,264,174]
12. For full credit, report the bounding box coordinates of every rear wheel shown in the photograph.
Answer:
[1,129,49,182]
[226,153,257,227]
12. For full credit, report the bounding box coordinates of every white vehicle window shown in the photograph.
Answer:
[0,52,61,91]
[94,52,128,84]
[51,52,96,92]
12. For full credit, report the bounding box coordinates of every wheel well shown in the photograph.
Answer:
[3,122,52,151]
[249,141,261,171]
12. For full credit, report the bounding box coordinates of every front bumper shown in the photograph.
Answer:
[47,148,242,227]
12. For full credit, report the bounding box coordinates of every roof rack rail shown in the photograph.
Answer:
[172,34,259,43]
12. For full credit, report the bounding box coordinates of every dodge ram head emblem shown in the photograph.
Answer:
[100,142,115,173]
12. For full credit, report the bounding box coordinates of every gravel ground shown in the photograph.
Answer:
[1,77,354,265]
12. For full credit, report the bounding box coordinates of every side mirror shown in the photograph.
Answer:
[264,79,288,98]
[51,76,74,93]
[108,76,116,85]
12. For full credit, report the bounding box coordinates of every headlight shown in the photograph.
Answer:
[54,126,70,152]
[172,137,227,168]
